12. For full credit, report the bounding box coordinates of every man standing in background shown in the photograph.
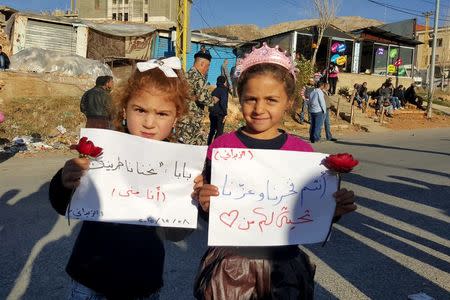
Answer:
[0,45,10,70]
[308,81,327,143]
[80,75,114,129]
[176,51,216,145]
[221,59,231,91]
[298,78,315,124]
[207,76,228,145]
[323,82,337,142]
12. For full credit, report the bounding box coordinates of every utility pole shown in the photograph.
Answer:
[427,0,440,119]
[176,0,189,71]
[423,11,433,86]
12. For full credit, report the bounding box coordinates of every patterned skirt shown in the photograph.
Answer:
[194,247,316,300]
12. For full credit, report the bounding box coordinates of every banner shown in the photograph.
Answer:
[68,128,207,229]
[208,148,338,246]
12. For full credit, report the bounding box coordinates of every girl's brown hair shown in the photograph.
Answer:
[112,67,190,131]
[237,63,296,99]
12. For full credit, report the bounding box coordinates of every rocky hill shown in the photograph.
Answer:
[200,16,383,41]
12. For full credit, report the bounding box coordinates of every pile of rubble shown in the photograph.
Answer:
[0,125,77,155]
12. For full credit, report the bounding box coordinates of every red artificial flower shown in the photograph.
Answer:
[322,153,359,173]
[70,137,103,158]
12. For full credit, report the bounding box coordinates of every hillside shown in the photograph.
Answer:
[200,16,383,41]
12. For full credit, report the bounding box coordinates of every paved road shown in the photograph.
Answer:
[1,128,449,299]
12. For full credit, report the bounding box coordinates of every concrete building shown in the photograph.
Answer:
[416,25,450,76]
[76,0,182,24]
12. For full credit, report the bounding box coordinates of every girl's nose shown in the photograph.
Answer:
[143,113,156,128]
[254,100,265,114]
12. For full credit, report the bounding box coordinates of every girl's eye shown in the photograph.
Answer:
[134,108,145,113]
[157,112,169,117]
[243,98,256,103]
[267,98,278,104]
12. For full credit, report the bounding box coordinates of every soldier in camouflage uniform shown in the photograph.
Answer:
[176,51,215,145]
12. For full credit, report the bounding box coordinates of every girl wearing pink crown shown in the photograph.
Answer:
[192,43,356,299]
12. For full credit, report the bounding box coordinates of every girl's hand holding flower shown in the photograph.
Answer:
[322,153,359,218]
[62,137,103,189]
[61,158,90,189]
[333,188,356,217]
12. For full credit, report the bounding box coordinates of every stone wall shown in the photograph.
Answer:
[0,72,92,102]
[337,73,414,92]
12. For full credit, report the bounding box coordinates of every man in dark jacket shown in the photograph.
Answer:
[404,83,423,109]
[0,45,10,70]
[80,75,114,128]
[207,76,228,145]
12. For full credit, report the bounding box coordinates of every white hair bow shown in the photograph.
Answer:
[136,56,182,78]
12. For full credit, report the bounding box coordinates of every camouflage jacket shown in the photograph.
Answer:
[176,67,214,145]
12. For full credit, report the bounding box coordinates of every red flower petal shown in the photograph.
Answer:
[322,153,359,173]
[72,136,102,158]
[90,146,103,158]
[78,140,94,156]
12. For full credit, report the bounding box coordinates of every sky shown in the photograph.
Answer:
[2,0,450,29]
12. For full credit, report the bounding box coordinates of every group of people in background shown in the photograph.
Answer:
[346,78,424,119]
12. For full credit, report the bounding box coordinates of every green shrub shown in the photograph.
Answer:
[338,86,350,97]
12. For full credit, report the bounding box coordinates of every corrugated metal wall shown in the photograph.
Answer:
[25,20,77,54]
[156,36,236,84]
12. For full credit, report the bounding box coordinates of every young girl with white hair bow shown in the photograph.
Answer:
[49,57,192,300]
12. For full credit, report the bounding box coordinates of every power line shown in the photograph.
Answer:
[192,3,213,29]
[367,0,450,22]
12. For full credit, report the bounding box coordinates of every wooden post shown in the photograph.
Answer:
[380,106,385,125]
[335,96,341,120]
[350,101,355,124]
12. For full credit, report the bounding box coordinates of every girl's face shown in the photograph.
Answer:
[240,74,292,139]
[123,90,177,141]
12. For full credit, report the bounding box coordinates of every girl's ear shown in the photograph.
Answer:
[122,107,127,120]
[286,97,294,110]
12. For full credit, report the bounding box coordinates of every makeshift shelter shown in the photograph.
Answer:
[83,21,155,61]
[154,30,241,84]
[6,13,157,61]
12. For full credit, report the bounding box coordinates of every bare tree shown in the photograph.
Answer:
[310,0,338,67]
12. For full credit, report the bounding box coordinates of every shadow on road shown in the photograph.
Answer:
[302,168,450,299]
[0,182,79,299]
[335,141,450,157]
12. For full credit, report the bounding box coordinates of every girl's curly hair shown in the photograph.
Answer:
[111,67,190,132]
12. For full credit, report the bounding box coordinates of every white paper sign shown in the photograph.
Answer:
[68,128,207,229]
[208,148,338,246]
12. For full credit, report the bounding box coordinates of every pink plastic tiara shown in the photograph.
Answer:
[235,42,297,79]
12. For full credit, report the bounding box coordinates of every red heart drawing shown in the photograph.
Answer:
[219,210,239,228]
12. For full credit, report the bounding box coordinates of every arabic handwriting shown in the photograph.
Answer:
[69,208,103,219]
[91,157,192,178]
[219,207,313,232]
[111,186,166,201]
[220,175,326,206]
[213,149,254,161]
[300,172,328,207]
[174,161,193,180]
